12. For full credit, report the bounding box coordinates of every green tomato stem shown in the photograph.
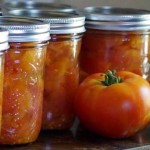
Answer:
[101,70,122,86]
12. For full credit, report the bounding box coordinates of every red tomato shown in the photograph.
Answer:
[74,70,150,138]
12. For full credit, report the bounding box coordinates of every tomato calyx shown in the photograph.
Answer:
[101,70,122,86]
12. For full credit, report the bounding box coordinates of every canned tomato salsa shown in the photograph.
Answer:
[80,6,150,81]
[0,16,50,144]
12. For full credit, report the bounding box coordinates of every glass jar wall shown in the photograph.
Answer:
[1,42,48,144]
[43,33,82,129]
[80,29,150,81]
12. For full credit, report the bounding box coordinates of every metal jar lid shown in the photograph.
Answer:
[82,6,150,31]
[5,10,85,34]
[0,16,50,42]
[3,1,76,13]
[0,28,9,51]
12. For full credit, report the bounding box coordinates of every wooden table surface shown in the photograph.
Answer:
[1,122,150,150]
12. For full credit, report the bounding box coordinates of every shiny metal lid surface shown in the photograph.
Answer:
[5,10,85,34]
[3,1,76,13]
[0,28,9,51]
[0,16,50,42]
[82,6,150,31]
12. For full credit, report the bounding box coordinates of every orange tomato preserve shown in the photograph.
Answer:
[0,42,47,144]
[80,29,150,81]
[43,34,82,129]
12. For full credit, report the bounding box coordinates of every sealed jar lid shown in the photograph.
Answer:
[5,10,85,34]
[0,16,50,42]
[3,1,76,13]
[82,6,150,31]
[0,28,9,51]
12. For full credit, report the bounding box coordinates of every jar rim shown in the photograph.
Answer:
[82,6,150,31]
[0,16,50,42]
[5,11,85,34]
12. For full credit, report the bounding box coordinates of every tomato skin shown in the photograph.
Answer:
[74,71,150,138]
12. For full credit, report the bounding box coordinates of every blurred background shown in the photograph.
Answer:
[1,0,150,10]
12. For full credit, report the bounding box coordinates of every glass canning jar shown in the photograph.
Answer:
[42,12,85,130]
[8,10,85,130]
[41,12,85,130]
[0,16,50,145]
[0,28,9,133]
[80,6,150,81]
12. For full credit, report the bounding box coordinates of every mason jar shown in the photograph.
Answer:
[80,6,150,81]
[43,13,85,130]
[8,10,85,130]
[0,28,9,133]
[41,12,85,130]
[0,16,50,145]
